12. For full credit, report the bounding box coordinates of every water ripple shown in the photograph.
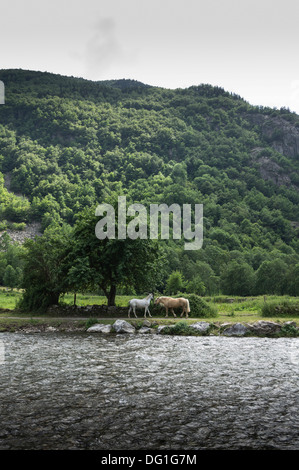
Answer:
[0,332,298,450]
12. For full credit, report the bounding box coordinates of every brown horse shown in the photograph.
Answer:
[154,296,190,318]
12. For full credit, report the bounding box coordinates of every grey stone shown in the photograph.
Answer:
[189,322,211,333]
[222,323,249,337]
[45,326,58,332]
[248,321,282,335]
[138,327,152,334]
[157,325,167,334]
[87,324,112,334]
[112,320,136,334]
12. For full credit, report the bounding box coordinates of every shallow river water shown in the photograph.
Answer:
[0,332,298,450]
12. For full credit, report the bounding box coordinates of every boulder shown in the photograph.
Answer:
[189,321,211,333]
[45,326,58,332]
[112,319,136,334]
[247,321,282,335]
[87,323,112,334]
[222,323,249,337]
[138,326,153,334]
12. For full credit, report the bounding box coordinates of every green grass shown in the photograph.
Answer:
[0,287,23,309]
[60,292,132,307]
[0,289,298,327]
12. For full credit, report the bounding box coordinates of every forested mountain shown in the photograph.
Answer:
[0,68,299,297]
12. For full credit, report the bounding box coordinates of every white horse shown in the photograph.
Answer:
[128,293,153,318]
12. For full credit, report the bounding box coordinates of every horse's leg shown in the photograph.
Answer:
[128,306,131,318]
[181,306,188,318]
[133,306,137,318]
[171,308,176,317]
[146,306,152,318]
[165,306,168,317]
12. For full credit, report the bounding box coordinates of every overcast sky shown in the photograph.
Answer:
[1,0,299,113]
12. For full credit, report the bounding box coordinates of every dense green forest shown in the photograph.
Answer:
[0,69,298,308]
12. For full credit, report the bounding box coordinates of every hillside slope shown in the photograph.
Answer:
[0,69,298,295]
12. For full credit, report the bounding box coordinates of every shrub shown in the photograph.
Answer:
[85,318,99,329]
[183,293,218,318]
[279,323,299,337]
[261,300,299,317]
[161,320,198,336]
[9,222,26,231]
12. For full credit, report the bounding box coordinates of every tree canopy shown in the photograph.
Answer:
[0,69,298,304]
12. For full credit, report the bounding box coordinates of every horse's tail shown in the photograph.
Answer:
[186,299,190,313]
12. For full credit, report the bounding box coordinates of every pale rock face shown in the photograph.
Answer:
[222,323,249,336]
[112,319,136,334]
[87,323,113,333]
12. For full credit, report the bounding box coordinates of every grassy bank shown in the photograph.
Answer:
[0,289,298,331]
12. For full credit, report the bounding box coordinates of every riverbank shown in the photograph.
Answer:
[1,292,299,337]
[1,313,299,337]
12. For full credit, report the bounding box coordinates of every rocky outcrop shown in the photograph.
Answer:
[257,156,292,187]
[248,114,299,191]
[261,116,299,159]
[0,222,42,244]
[247,114,299,159]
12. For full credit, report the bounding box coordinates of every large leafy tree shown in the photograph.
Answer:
[66,207,166,306]
[18,223,72,312]
[255,259,289,295]
[220,260,256,296]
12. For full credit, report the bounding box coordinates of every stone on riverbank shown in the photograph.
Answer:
[189,321,211,333]
[87,324,112,334]
[247,321,282,335]
[138,326,156,334]
[222,323,249,337]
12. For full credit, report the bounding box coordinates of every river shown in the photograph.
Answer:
[0,332,298,450]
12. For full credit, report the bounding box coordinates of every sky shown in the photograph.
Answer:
[1,0,299,113]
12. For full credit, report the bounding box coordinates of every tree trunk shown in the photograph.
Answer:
[107,284,117,306]
[50,291,60,306]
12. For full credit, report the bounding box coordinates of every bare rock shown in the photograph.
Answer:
[112,320,136,334]
[222,323,249,336]
[247,321,282,335]
[87,324,112,334]
[189,322,211,333]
